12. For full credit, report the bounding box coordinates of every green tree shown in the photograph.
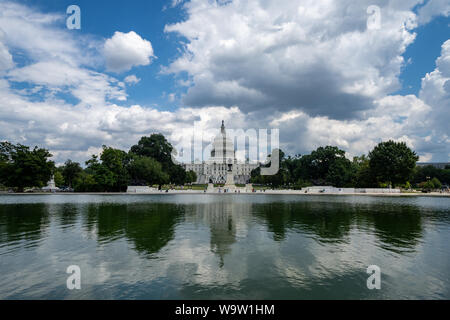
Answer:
[353,155,376,188]
[0,142,54,192]
[100,146,130,191]
[128,156,169,186]
[413,165,450,186]
[185,170,198,184]
[62,160,83,187]
[404,181,412,190]
[130,134,189,185]
[73,172,97,192]
[284,155,302,184]
[368,141,419,187]
[251,150,288,188]
[293,146,355,187]
[167,164,187,185]
[54,171,65,187]
[83,155,110,191]
[326,157,355,187]
[309,146,346,179]
[431,177,442,189]
[420,180,435,191]
[130,134,174,168]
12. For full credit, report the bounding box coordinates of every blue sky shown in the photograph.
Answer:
[18,0,449,104]
[0,0,449,163]
[398,15,450,95]
[17,0,186,109]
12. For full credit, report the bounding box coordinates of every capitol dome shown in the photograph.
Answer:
[209,121,235,164]
[182,120,260,184]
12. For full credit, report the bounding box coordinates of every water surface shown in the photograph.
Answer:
[0,194,449,299]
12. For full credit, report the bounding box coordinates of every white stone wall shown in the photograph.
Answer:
[184,162,259,184]
[127,186,156,193]
[304,186,401,194]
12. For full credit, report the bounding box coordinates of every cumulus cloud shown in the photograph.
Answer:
[417,0,450,24]
[164,0,421,119]
[0,0,448,166]
[0,1,126,107]
[0,1,227,166]
[418,40,450,160]
[7,61,127,105]
[270,94,433,158]
[104,31,155,73]
[160,0,449,160]
[0,1,92,67]
[268,40,450,162]
[0,38,13,74]
[124,75,141,85]
[0,78,242,164]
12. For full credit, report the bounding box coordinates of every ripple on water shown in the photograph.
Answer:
[0,194,449,299]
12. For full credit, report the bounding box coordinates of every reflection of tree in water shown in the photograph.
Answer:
[364,205,423,253]
[0,204,50,247]
[253,203,291,241]
[85,203,182,256]
[253,201,424,252]
[55,203,79,228]
[254,202,354,242]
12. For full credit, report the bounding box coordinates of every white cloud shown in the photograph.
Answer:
[0,1,126,107]
[171,0,185,8]
[417,0,450,24]
[0,77,242,164]
[163,0,187,11]
[419,153,433,162]
[0,1,92,67]
[104,31,155,73]
[0,27,13,74]
[0,0,448,166]
[417,39,450,160]
[160,0,449,160]
[269,58,450,161]
[124,75,141,85]
[0,1,237,165]
[269,94,434,158]
[7,61,127,105]
[164,0,422,119]
[0,40,13,74]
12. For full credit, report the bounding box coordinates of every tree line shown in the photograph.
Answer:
[251,141,450,190]
[1,136,449,192]
[0,134,197,192]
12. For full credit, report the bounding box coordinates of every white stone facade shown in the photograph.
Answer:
[183,121,260,184]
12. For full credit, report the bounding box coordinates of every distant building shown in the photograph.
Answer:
[417,163,450,170]
[183,121,260,184]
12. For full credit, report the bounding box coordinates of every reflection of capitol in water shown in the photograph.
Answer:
[2,196,448,299]
[185,201,253,267]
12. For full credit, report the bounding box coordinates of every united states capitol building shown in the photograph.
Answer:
[183,121,260,184]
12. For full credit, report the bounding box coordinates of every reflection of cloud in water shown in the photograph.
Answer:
[82,198,447,298]
[0,195,449,299]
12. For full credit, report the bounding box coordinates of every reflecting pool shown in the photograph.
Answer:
[0,194,449,299]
